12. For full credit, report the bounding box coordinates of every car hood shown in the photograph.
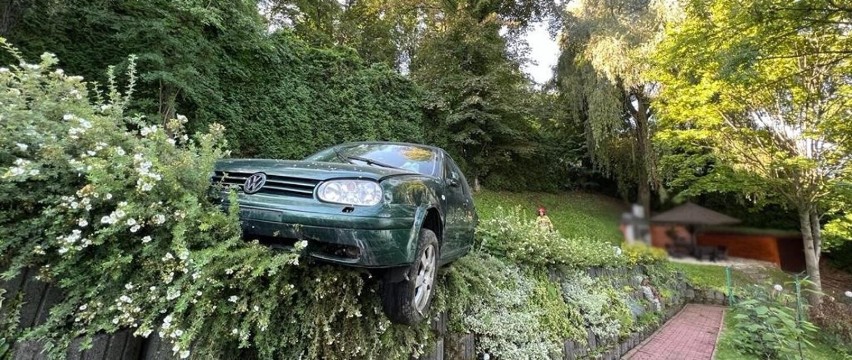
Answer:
[214,159,421,181]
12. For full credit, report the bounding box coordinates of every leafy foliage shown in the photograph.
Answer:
[473,190,625,243]
[442,253,562,359]
[0,46,438,359]
[653,0,852,300]
[729,284,818,360]
[621,243,667,266]
[2,1,427,161]
[476,206,622,267]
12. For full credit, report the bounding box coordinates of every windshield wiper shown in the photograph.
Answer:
[346,155,402,170]
[332,147,404,171]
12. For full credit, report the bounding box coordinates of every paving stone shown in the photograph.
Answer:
[622,304,725,360]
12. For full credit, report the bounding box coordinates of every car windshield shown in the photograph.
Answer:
[307,143,438,176]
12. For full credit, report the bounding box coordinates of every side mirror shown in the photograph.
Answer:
[447,178,460,187]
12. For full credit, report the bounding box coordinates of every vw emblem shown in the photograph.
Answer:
[243,173,267,194]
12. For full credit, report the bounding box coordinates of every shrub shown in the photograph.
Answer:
[0,42,436,359]
[809,297,852,354]
[559,270,631,340]
[729,283,817,360]
[442,253,562,359]
[621,243,668,265]
[476,206,623,267]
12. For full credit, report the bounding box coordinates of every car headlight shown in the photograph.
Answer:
[317,180,383,206]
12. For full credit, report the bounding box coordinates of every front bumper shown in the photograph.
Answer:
[236,204,418,268]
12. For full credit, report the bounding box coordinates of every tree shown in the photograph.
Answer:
[556,0,678,217]
[3,0,266,122]
[654,0,852,302]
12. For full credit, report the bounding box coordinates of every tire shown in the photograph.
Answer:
[381,228,440,325]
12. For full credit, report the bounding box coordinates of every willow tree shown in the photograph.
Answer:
[556,0,679,216]
[654,0,852,302]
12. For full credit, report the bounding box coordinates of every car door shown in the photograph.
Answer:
[440,154,475,258]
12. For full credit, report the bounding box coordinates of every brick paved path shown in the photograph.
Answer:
[623,304,726,360]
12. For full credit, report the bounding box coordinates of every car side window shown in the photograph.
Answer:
[443,155,470,196]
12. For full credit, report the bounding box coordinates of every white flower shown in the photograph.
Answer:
[231,328,238,335]
[114,209,126,218]
[8,167,25,176]
[79,304,87,311]
[166,138,176,145]
[78,219,88,227]
[126,218,137,226]
[845,291,852,298]
[0,67,8,73]
[166,289,181,301]
[101,216,113,224]
[130,225,141,233]
[140,182,154,192]
[63,114,75,121]
[179,350,190,359]
[15,143,28,151]
[79,119,92,129]
[225,268,233,275]
[294,240,308,251]
[177,114,188,123]
[141,236,152,243]
[28,169,39,176]
[152,214,166,225]
[164,315,172,324]
[86,150,96,156]
[115,147,125,156]
[228,295,238,303]
[105,193,113,200]
[125,283,134,290]
[140,125,158,137]
[773,284,783,292]
[58,247,68,254]
[174,329,184,337]
[119,295,132,303]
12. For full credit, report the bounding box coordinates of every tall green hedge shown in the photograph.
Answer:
[193,34,425,159]
[2,0,425,160]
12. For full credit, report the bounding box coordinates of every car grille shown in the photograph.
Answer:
[211,171,319,198]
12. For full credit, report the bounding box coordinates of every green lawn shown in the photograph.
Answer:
[474,190,627,244]
[669,262,794,293]
[715,311,850,360]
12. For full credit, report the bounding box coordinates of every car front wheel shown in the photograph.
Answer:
[381,228,439,325]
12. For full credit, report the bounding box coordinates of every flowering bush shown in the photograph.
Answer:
[559,270,633,340]
[0,41,439,359]
[476,206,623,267]
[442,252,563,359]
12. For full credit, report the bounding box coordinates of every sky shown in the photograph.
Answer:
[522,22,560,85]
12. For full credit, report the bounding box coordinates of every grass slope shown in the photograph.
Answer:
[474,190,627,244]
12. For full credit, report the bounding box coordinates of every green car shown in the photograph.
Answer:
[212,142,477,324]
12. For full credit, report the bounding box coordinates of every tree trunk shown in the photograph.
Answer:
[632,91,652,219]
[638,180,651,219]
[810,210,821,261]
[798,207,823,305]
